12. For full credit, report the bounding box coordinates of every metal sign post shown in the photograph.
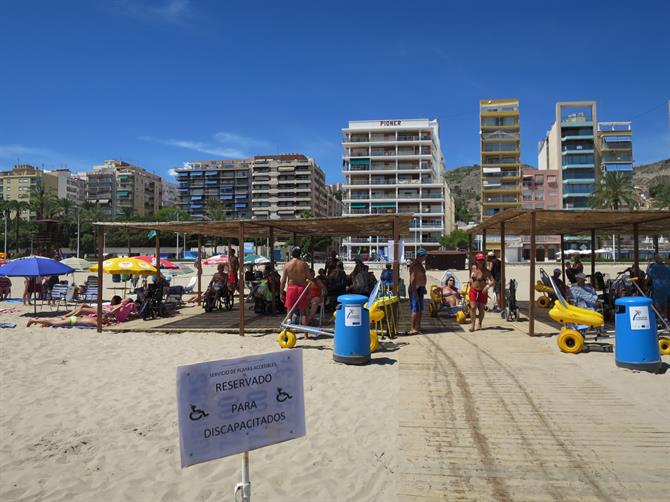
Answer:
[234,451,251,502]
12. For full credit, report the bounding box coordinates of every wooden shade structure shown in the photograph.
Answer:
[93,215,413,334]
[466,209,670,337]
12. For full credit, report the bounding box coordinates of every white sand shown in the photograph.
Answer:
[1,261,668,501]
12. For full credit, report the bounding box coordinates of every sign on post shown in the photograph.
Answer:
[177,350,305,468]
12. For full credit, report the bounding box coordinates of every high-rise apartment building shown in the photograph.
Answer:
[0,165,58,206]
[175,159,251,220]
[161,181,178,209]
[538,102,598,209]
[480,99,522,220]
[51,169,86,206]
[597,121,633,178]
[341,118,449,260]
[251,154,336,219]
[175,154,339,221]
[87,160,164,219]
[521,167,560,210]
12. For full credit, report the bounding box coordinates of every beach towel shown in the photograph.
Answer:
[0,308,20,314]
[52,325,96,329]
[0,322,17,328]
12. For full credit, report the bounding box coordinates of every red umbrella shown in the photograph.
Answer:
[135,255,179,270]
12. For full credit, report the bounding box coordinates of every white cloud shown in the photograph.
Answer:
[139,135,247,159]
[112,0,192,25]
[140,131,274,159]
[213,132,272,150]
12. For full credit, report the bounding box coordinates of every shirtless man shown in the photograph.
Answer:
[280,247,310,331]
[469,252,495,332]
[408,248,428,335]
[228,248,240,294]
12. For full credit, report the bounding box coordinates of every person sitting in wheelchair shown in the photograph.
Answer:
[441,275,462,307]
[570,273,598,309]
[204,272,225,303]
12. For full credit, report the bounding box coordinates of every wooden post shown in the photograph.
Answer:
[155,231,161,281]
[482,229,487,252]
[529,211,537,337]
[96,227,104,333]
[653,235,659,255]
[560,234,566,285]
[269,226,276,313]
[500,221,506,310]
[239,221,245,337]
[633,223,639,268]
[392,216,400,296]
[197,235,202,305]
[590,229,596,281]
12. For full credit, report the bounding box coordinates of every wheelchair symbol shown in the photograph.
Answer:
[276,388,293,402]
[189,405,209,421]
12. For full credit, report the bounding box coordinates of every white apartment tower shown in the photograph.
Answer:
[342,118,449,260]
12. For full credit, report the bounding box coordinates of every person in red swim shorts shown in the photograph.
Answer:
[280,247,310,335]
[468,252,495,332]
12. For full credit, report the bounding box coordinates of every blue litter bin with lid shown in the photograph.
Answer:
[614,297,661,373]
[334,294,370,365]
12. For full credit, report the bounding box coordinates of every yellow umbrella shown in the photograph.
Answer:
[89,257,158,275]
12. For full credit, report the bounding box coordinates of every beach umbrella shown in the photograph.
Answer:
[244,254,270,265]
[89,257,157,275]
[0,256,75,314]
[203,255,228,265]
[0,255,74,277]
[60,257,92,271]
[169,266,194,276]
[135,255,179,270]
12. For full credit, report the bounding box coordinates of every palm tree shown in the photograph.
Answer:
[205,198,225,254]
[0,200,10,255]
[29,185,59,220]
[590,172,641,260]
[7,200,30,256]
[589,172,640,210]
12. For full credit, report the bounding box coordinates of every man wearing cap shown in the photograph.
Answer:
[570,272,598,309]
[408,248,428,335]
[469,252,495,332]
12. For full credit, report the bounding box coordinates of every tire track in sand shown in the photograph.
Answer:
[453,333,616,501]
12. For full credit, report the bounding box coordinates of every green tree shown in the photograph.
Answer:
[650,184,670,210]
[29,185,59,220]
[205,198,226,254]
[7,200,30,255]
[589,172,640,210]
[155,207,190,222]
[439,229,469,250]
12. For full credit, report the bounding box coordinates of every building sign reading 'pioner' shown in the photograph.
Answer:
[176,350,306,467]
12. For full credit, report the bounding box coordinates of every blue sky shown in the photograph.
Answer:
[1,0,668,184]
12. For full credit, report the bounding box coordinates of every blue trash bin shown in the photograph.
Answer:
[614,297,661,373]
[334,294,370,365]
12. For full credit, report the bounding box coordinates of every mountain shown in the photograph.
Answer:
[444,164,534,223]
[632,159,670,195]
[444,159,669,224]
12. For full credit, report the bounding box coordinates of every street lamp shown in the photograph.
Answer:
[76,207,81,259]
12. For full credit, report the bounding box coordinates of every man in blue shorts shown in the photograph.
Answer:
[408,248,427,335]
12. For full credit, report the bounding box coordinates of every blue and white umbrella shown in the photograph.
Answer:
[0,256,75,313]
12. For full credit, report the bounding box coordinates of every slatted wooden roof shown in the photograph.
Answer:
[466,209,670,236]
[94,214,413,238]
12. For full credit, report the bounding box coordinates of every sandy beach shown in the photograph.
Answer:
[1,262,668,501]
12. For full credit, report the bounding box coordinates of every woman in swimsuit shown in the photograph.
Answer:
[442,276,461,307]
[469,252,495,332]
